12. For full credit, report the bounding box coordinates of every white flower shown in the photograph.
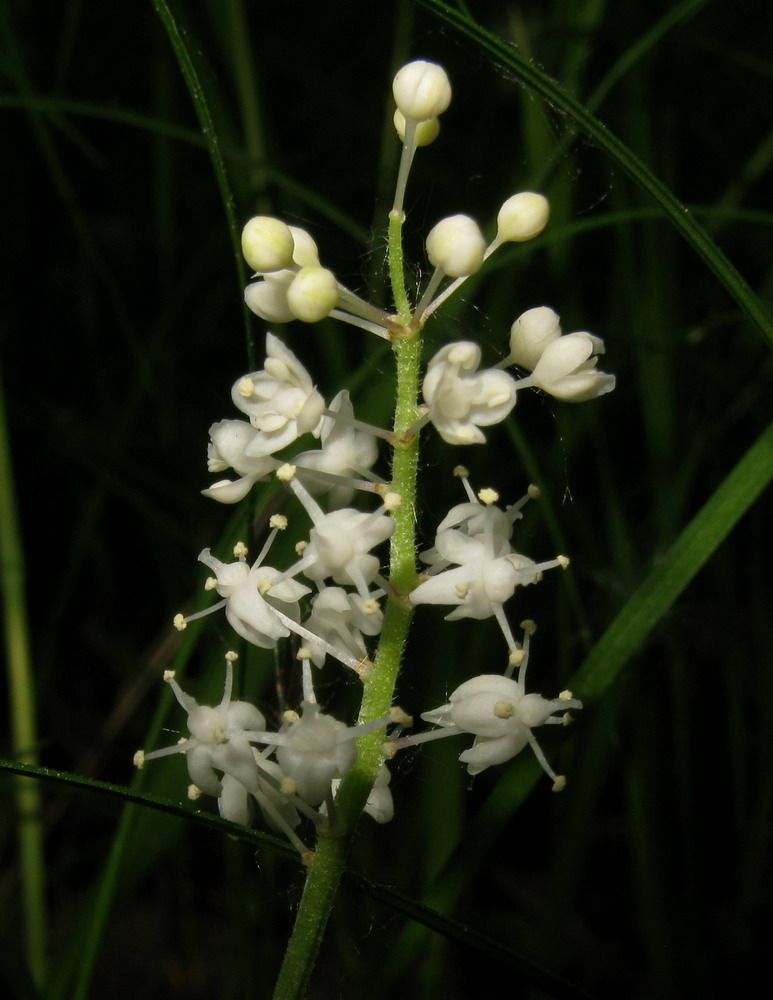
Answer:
[218,760,300,835]
[410,534,550,621]
[278,474,396,598]
[422,673,582,779]
[300,506,395,595]
[276,702,358,806]
[330,763,393,824]
[293,390,379,506]
[392,60,451,121]
[506,306,562,370]
[420,483,534,568]
[518,331,616,402]
[136,658,265,797]
[198,547,311,649]
[231,333,325,456]
[302,587,383,667]
[423,342,517,445]
[202,419,278,503]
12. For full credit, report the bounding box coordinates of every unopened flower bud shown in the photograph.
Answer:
[496,192,550,243]
[508,307,562,370]
[392,60,451,121]
[426,215,486,277]
[286,266,339,322]
[241,216,295,272]
[393,109,440,146]
[244,271,295,323]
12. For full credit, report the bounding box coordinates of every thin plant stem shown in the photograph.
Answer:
[0,366,47,986]
[272,208,421,1000]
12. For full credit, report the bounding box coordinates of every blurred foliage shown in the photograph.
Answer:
[1,0,771,997]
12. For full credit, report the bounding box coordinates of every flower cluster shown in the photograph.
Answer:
[137,59,613,853]
[135,653,403,855]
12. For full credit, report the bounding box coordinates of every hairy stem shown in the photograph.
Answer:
[272,211,420,1000]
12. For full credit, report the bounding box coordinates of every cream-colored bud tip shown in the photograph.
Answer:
[393,60,451,121]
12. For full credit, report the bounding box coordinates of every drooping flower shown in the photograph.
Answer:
[514,330,616,402]
[202,419,278,503]
[422,341,517,445]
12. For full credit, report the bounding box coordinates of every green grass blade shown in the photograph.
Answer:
[149,0,253,361]
[0,370,46,988]
[572,420,773,700]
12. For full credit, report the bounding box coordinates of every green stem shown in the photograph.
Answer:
[272,211,421,1000]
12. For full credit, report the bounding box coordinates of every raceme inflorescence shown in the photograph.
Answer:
[135,59,614,857]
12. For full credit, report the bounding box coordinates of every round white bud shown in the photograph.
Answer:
[286,266,339,322]
[392,60,451,121]
[393,109,440,146]
[508,306,562,370]
[426,214,486,277]
[241,216,295,272]
[496,192,550,243]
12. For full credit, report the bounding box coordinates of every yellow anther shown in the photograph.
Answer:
[276,463,296,481]
[478,487,499,505]
[389,706,414,726]
[173,613,187,632]
[494,700,514,719]
[133,750,145,769]
[187,784,202,800]
[270,514,288,530]
[383,491,402,511]
[508,649,525,668]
